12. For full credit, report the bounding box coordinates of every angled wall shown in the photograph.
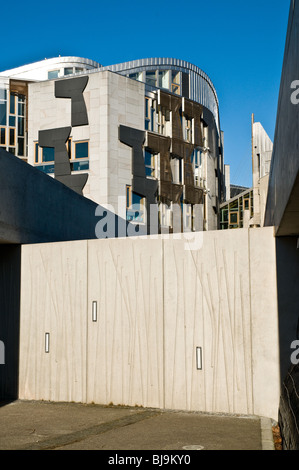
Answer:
[264,0,299,236]
[0,147,124,244]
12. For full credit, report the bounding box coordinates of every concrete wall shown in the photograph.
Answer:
[0,146,127,245]
[264,0,299,236]
[18,227,280,419]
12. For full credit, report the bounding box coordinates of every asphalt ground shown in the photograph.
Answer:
[0,399,277,455]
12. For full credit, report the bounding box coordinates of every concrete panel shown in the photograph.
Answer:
[249,227,280,420]
[18,229,280,419]
[163,230,253,415]
[18,241,88,403]
[86,237,164,408]
[264,1,299,235]
[0,147,123,244]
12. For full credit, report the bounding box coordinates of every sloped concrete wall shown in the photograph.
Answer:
[18,228,280,419]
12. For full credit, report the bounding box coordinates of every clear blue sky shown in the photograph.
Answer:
[1,0,290,188]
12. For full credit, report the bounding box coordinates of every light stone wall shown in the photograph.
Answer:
[19,227,280,419]
[28,71,145,216]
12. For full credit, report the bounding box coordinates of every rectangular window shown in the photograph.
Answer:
[229,212,239,226]
[10,94,16,115]
[126,185,145,223]
[34,142,39,163]
[0,89,7,100]
[146,71,156,87]
[9,128,15,146]
[144,149,155,178]
[18,137,25,157]
[171,156,183,184]
[0,102,6,126]
[64,67,73,76]
[18,116,24,136]
[184,116,192,142]
[9,116,16,127]
[171,71,181,94]
[74,141,89,159]
[0,127,5,146]
[42,147,55,162]
[48,70,60,79]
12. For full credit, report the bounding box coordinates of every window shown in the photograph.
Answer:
[9,128,15,146]
[74,141,89,159]
[171,71,181,94]
[9,94,16,115]
[0,127,6,146]
[75,68,83,74]
[48,70,60,79]
[192,149,203,187]
[64,67,73,76]
[126,185,145,223]
[229,212,239,226]
[146,71,157,87]
[158,71,169,89]
[0,89,7,127]
[171,156,183,184]
[42,147,55,162]
[144,149,156,178]
[145,97,156,132]
[184,115,192,142]
[243,197,250,211]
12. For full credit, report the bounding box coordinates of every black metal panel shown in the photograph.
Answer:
[0,245,21,401]
[55,76,89,127]
[39,127,88,195]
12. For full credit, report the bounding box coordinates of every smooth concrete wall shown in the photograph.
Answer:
[264,0,299,236]
[18,227,280,419]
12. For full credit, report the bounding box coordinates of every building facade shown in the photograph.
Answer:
[0,56,226,234]
[220,116,273,230]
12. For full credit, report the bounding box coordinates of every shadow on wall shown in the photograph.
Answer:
[0,245,21,402]
[276,237,299,449]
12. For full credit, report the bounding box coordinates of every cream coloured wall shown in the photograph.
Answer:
[18,227,280,419]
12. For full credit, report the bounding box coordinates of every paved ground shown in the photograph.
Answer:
[0,400,274,451]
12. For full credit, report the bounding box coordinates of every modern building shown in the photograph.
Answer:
[0,56,226,234]
[220,115,273,230]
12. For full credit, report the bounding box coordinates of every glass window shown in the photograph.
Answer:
[144,149,155,178]
[18,137,25,157]
[64,67,73,76]
[10,94,16,115]
[42,147,55,162]
[171,71,181,95]
[48,70,60,79]
[18,117,24,136]
[9,128,15,146]
[126,185,145,223]
[34,143,39,163]
[158,71,169,89]
[75,68,83,73]
[9,116,16,126]
[146,71,156,87]
[0,88,7,100]
[0,127,5,146]
[9,147,15,155]
[75,141,89,159]
[0,102,6,126]
[18,102,25,117]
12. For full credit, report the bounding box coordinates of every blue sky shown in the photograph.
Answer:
[1,0,290,187]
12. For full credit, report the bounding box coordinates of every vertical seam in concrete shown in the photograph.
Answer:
[248,229,254,415]
[162,237,166,410]
[86,240,89,405]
